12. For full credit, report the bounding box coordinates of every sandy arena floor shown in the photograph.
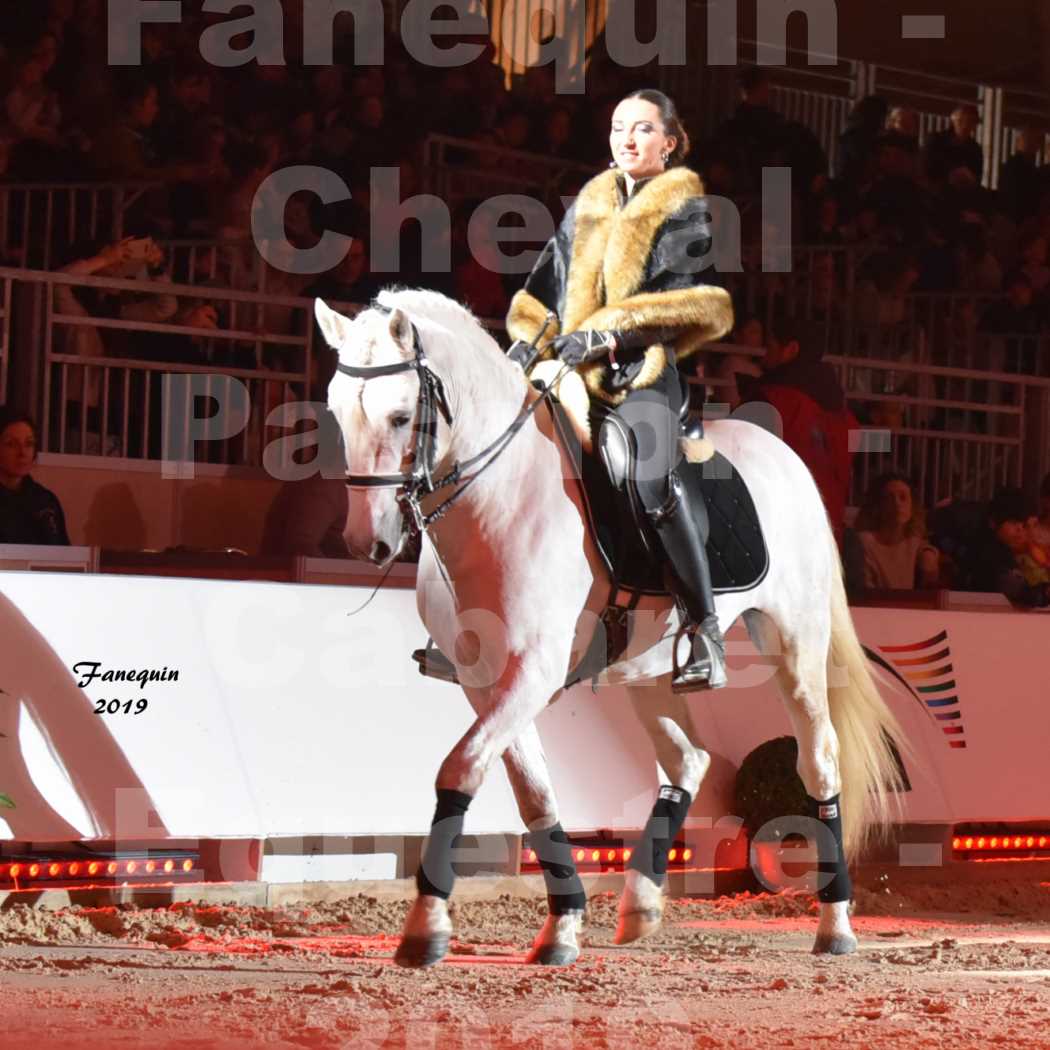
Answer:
[1,867,1049,1049]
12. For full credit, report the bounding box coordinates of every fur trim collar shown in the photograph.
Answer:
[563,166,705,334]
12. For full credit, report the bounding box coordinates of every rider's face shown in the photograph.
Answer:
[609,98,676,181]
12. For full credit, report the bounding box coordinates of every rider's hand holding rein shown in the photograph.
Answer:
[551,330,619,366]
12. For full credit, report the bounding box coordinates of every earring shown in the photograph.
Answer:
[660,151,670,164]
[609,160,617,168]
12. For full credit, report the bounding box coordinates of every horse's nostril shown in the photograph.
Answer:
[371,541,392,564]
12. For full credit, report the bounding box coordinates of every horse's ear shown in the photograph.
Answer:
[314,298,351,350]
[387,307,413,351]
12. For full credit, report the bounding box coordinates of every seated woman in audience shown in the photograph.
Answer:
[845,473,940,592]
[0,408,69,545]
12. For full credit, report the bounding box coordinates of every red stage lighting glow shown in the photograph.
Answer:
[990,838,999,849]
[574,849,584,862]
[48,863,61,877]
[88,862,100,876]
[182,859,193,872]
[28,864,40,877]
[126,861,138,874]
[10,864,21,878]
[624,849,632,861]
[683,849,693,862]
[164,859,175,873]
[591,850,599,862]
[145,861,156,874]
[69,863,80,876]
[607,849,615,862]
[106,862,118,875]
[964,837,974,849]
[668,849,677,862]
[976,837,986,849]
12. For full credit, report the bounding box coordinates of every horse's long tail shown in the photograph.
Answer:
[826,538,913,861]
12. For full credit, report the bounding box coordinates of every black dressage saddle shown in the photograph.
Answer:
[555,393,769,599]
[411,382,768,686]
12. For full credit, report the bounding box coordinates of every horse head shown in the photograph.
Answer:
[315,298,425,566]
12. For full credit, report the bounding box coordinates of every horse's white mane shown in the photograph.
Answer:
[372,288,491,350]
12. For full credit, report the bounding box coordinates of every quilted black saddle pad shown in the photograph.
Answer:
[547,399,769,597]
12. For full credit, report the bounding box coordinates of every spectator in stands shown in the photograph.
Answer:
[855,250,921,326]
[998,125,1047,224]
[925,105,983,186]
[845,473,940,591]
[259,410,349,558]
[451,200,510,321]
[708,66,785,194]
[1016,230,1050,296]
[4,52,77,175]
[737,314,857,538]
[956,222,1003,293]
[884,106,920,151]
[90,76,217,192]
[836,95,889,187]
[1032,472,1050,556]
[706,321,762,413]
[0,408,69,545]
[979,271,1044,373]
[971,487,1050,607]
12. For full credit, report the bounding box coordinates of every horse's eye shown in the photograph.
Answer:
[389,412,412,430]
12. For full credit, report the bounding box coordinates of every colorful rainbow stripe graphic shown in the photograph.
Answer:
[864,630,966,750]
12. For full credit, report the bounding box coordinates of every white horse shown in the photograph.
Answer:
[315,288,908,966]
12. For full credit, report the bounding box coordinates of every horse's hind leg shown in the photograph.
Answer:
[616,678,712,945]
[744,610,857,956]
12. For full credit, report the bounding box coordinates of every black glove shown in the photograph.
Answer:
[506,339,535,370]
[551,330,618,366]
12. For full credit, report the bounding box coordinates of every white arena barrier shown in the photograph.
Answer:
[0,570,1046,855]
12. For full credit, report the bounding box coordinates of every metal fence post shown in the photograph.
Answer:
[980,84,1005,189]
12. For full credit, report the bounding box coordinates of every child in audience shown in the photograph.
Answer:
[972,487,1050,607]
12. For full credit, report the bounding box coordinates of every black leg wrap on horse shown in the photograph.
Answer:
[627,785,693,885]
[807,793,852,904]
[530,821,587,914]
[416,788,473,899]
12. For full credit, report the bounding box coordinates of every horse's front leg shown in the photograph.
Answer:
[395,652,568,968]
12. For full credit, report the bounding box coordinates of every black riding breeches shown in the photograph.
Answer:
[606,356,683,513]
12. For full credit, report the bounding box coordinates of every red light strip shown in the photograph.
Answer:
[0,856,200,886]
[952,832,1050,853]
[521,846,693,869]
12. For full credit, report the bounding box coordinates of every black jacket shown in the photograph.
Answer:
[0,476,70,545]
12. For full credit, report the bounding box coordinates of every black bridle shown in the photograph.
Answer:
[337,309,560,536]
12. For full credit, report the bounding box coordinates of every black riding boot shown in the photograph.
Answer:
[647,473,727,692]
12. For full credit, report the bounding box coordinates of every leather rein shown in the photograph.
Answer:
[337,310,561,536]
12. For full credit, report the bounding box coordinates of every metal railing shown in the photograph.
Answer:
[701,338,1050,507]
[0,266,326,465]
[161,238,262,290]
[0,182,160,271]
[422,135,593,208]
[4,258,1048,509]
[683,39,1027,188]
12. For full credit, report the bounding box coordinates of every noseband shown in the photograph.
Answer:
[335,307,560,536]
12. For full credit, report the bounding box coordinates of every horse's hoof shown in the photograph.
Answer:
[812,933,858,956]
[614,908,663,945]
[525,942,580,966]
[393,933,450,968]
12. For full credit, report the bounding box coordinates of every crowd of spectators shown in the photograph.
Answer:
[3,6,1050,604]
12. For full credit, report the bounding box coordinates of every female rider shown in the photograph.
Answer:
[507,88,734,690]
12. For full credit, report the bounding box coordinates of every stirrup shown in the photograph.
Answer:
[411,639,460,684]
[671,621,727,693]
